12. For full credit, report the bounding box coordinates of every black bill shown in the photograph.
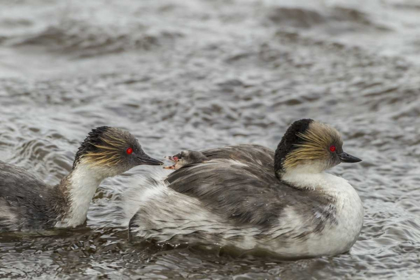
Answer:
[137,153,163,165]
[339,152,362,163]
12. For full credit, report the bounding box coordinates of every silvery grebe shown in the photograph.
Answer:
[126,119,363,258]
[0,126,162,231]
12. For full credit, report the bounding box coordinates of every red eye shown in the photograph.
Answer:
[126,147,133,155]
[329,145,336,152]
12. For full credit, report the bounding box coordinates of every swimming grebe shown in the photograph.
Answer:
[127,119,363,258]
[163,150,207,170]
[0,126,162,231]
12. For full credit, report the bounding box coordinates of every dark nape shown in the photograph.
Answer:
[274,119,313,178]
[73,126,110,169]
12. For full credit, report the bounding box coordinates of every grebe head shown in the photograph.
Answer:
[274,119,361,178]
[73,126,163,178]
[164,150,207,170]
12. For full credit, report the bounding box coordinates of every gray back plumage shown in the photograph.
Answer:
[201,144,275,172]
[0,161,65,231]
[166,145,335,231]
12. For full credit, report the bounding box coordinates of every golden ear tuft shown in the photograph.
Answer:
[82,129,128,166]
[283,122,342,169]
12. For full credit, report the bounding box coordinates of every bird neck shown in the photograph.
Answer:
[280,161,329,190]
[55,162,107,228]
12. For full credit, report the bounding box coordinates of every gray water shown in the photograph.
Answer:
[1,0,420,279]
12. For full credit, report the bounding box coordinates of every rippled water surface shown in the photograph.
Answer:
[1,0,420,279]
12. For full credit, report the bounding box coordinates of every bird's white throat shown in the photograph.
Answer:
[281,160,334,191]
[55,161,109,228]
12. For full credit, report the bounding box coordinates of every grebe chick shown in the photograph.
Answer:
[0,126,162,231]
[163,150,207,170]
[127,119,363,258]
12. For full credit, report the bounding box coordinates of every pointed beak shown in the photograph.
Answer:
[164,155,179,163]
[163,155,178,169]
[137,153,163,166]
[339,152,362,163]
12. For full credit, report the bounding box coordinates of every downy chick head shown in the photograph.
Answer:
[73,126,162,178]
[275,119,361,177]
[164,150,207,170]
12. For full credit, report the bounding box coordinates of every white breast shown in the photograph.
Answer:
[279,171,364,257]
[309,174,363,256]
